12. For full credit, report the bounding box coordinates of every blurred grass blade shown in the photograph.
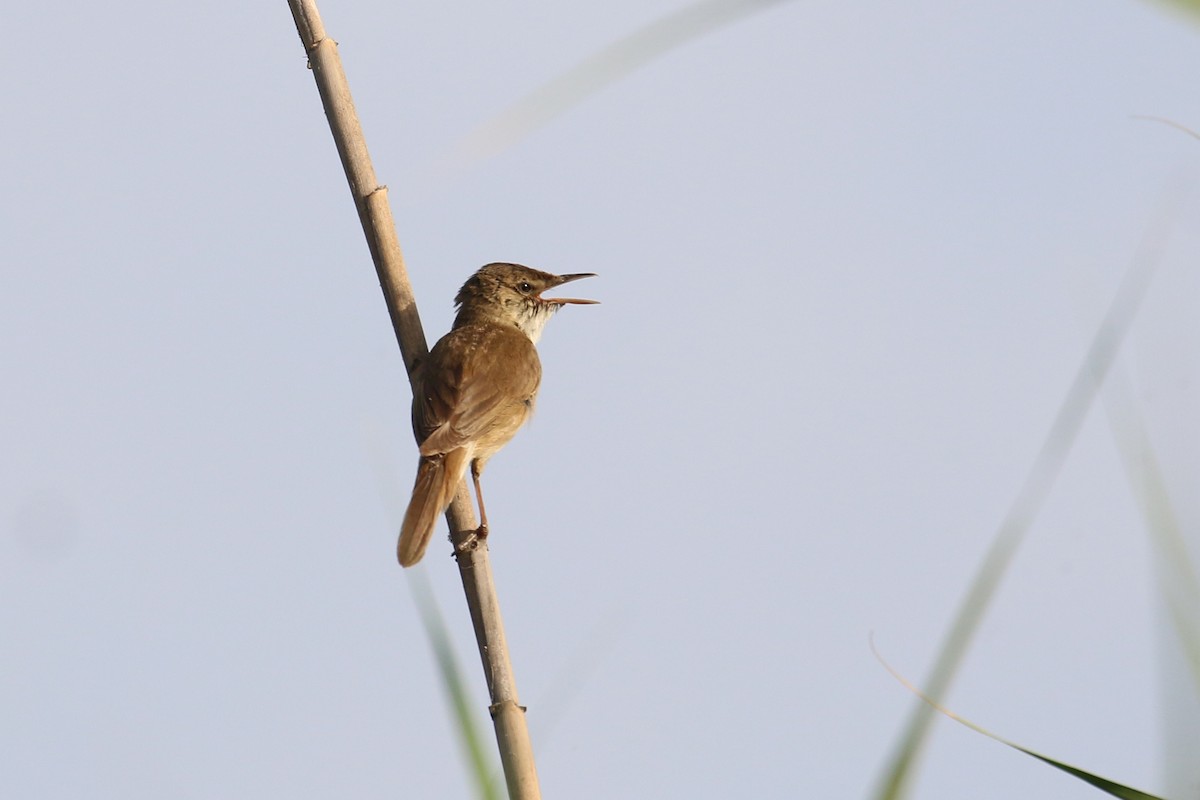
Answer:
[871,210,1175,800]
[1131,115,1200,141]
[409,571,502,800]
[1020,756,1166,800]
[873,641,1168,800]
[439,0,790,172]
[1101,368,1200,688]
[1143,0,1200,22]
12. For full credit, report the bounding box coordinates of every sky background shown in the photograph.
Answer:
[3,1,1199,798]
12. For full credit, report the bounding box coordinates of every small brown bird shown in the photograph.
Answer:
[397,262,597,567]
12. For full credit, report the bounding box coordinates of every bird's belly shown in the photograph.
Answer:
[473,398,533,463]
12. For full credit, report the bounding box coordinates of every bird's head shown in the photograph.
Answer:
[454,262,597,343]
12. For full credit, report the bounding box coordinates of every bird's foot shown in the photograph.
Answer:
[453,524,489,556]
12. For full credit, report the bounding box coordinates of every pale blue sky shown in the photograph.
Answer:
[3,2,1199,798]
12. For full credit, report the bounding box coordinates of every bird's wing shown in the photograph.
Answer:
[413,325,541,456]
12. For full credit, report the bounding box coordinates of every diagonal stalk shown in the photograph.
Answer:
[286,3,540,796]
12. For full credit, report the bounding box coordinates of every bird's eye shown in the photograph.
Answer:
[518,281,533,294]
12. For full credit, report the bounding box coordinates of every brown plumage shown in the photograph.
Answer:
[397,263,596,567]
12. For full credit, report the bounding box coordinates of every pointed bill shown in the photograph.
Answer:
[542,272,599,305]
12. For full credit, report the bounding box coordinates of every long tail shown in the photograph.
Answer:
[397,450,469,566]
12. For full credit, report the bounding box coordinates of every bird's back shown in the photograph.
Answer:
[412,322,542,463]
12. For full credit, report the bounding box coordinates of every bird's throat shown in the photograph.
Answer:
[455,301,559,344]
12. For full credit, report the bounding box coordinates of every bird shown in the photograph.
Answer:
[397,262,597,567]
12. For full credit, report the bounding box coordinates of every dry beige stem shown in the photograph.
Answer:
[287,2,541,796]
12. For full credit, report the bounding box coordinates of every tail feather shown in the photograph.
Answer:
[397,450,469,566]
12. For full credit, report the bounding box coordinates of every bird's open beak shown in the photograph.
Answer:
[542,272,599,305]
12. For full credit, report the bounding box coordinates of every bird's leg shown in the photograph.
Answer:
[471,460,490,538]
